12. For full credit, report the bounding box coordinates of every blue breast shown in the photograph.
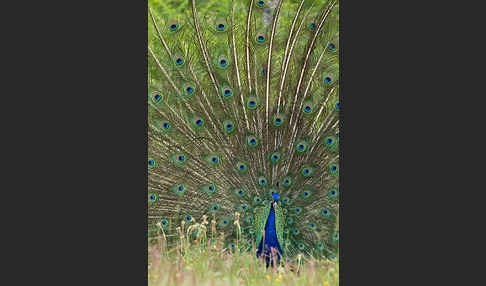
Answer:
[256,204,283,265]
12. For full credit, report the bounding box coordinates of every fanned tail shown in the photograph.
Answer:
[148,0,340,260]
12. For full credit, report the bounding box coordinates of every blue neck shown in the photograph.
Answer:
[256,203,283,266]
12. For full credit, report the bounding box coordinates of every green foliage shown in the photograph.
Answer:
[148,241,339,286]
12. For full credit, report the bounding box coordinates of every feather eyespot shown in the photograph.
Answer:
[148,159,156,168]
[309,22,316,31]
[221,85,233,99]
[301,166,315,177]
[167,20,181,32]
[295,140,309,153]
[255,0,265,8]
[302,101,314,114]
[159,120,171,131]
[206,154,221,166]
[329,164,339,175]
[329,189,339,198]
[236,161,248,172]
[148,193,157,203]
[246,135,259,148]
[323,73,335,85]
[302,190,312,198]
[173,54,185,66]
[171,153,187,165]
[322,208,331,217]
[234,189,245,196]
[246,96,258,110]
[173,184,186,196]
[270,151,281,163]
[257,176,267,186]
[203,184,216,195]
[282,176,292,187]
[151,91,162,104]
[182,83,196,97]
[222,119,235,134]
[160,219,168,229]
[273,114,284,127]
[191,115,204,128]
[215,20,228,32]
[255,32,267,45]
[215,55,230,69]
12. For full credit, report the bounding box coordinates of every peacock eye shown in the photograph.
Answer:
[256,0,265,7]
[175,56,184,65]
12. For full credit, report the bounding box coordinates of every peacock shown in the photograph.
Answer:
[147,0,339,266]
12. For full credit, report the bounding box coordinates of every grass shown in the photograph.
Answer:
[148,220,339,286]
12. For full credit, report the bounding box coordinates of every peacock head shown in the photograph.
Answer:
[272,192,280,203]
